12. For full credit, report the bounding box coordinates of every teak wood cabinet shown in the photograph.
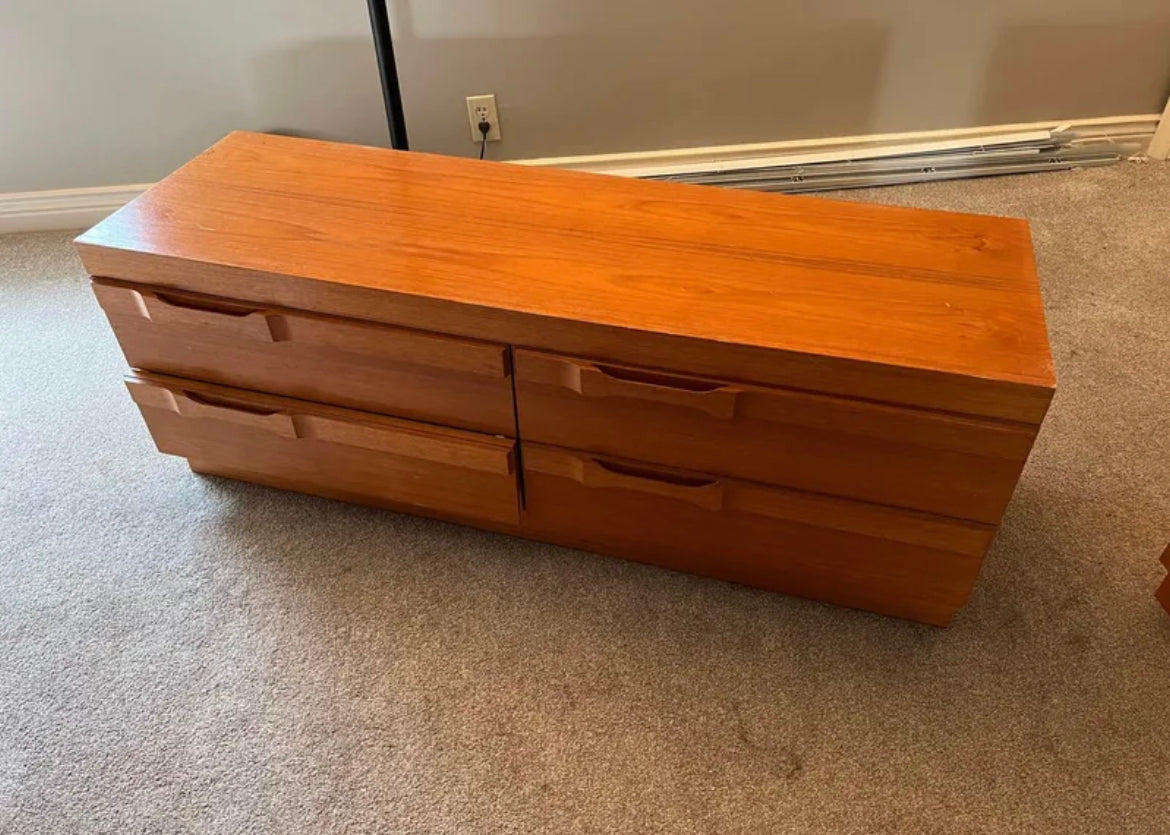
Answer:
[76,131,1055,625]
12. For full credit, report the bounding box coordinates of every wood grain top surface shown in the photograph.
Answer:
[76,131,1054,392]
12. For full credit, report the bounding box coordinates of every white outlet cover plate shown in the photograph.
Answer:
[466,94,501,142]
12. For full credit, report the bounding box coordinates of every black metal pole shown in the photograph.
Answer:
[367,0,409,150]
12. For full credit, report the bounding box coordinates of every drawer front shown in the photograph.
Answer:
[515,350,1036,523]
[521,445,994,625]
[96,279,515,435]
[126,373,520,526]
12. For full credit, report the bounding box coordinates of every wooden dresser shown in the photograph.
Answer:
[76,131,1055,625]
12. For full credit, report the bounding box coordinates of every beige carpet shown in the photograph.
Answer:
[2,162,1169,834]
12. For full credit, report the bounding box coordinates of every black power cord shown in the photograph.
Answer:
[478,120,491,160]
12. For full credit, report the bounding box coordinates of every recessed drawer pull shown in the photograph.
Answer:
[182,391,279,415]
[595,365,725,392]
[124,377,296,436]
[167,389,297,437]
[559,358,741,418]
[133,287,277,342]
[153,293,259,317]
[580,458,725,511]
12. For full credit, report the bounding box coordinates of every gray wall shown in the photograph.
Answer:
[394,0,1170,159]
[3,0,1169,192]
[0,0,388,192]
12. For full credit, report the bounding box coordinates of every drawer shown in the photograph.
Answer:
[521,445,994,625]
[514,350,1036,523]
[126,373,520,526]
[95,279,515,435]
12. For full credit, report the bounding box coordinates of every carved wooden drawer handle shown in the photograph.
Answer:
[136,288,279,342]
[579,458,725,511]
[172,390,298,437]
[559,359,741,419]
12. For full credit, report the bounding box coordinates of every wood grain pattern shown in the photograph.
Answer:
[127,372,520,525]
[1158,543,1170,615]
[75,131,1055,422]
[96,278,516,434]
[515,349,1034,523]
[524,445,993,556]
[522,445,992,625]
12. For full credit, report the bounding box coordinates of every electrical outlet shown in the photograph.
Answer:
[466,94,501,142]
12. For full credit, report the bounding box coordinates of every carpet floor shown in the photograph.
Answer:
[2,162,1169,834]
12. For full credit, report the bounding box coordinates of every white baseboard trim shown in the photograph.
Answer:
[3,114,1161,234]
[513,114,1162,178]
[0,184,149,235]
[1148,98,1170,161]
